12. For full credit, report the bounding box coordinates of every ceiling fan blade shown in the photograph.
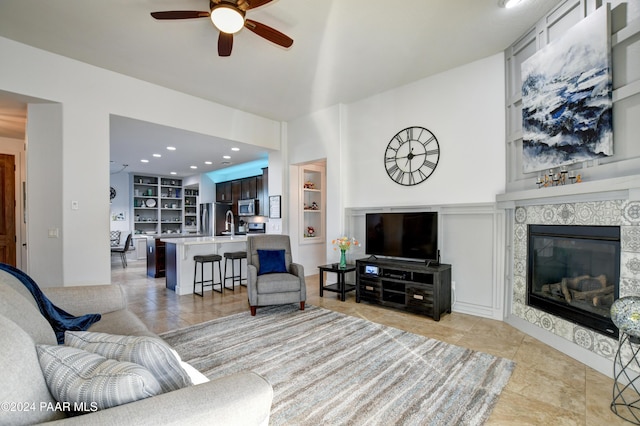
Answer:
[150,11,210,20]
[244,19,293,48]
[244,0,274,10]
[218,32,234,56]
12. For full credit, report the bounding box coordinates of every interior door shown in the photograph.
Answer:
[0,154,16,266]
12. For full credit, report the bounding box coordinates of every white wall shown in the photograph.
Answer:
[265,124,285,235]
[345,53,506,207]
[288,105,343,269]
[26,103,64,286]
[345,54,506,318]
[0,36,282,285]
[287,54,508,318]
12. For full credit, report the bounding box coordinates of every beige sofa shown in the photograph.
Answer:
[0,269,273,426]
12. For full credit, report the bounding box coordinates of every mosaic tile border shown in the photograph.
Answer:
[512,200,640,362]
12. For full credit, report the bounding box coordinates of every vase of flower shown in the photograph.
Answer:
[332,236,360,269]
[339,249,347,269]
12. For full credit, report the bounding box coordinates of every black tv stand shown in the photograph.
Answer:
[424,250,441,267]
[355,257,451,321]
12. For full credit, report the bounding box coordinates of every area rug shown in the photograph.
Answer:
[160,305,515,425]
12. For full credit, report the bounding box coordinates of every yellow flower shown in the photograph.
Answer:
[332,236,360,251]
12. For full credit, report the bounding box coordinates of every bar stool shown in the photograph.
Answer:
[193,254,223,296]
[224,251,247,291]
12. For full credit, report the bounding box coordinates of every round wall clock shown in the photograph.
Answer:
[384,126,440,186]
[110,186,117,201]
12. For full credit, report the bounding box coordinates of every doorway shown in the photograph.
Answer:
[0,153,17,266]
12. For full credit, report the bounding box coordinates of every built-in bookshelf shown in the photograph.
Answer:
[132,174,184,235]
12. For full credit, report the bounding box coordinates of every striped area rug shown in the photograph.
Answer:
[161,305,515,425]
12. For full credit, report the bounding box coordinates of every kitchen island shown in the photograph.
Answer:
[161,235,248,295]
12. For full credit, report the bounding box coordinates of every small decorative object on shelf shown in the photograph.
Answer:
[332,236,360,269]
[303,181,316,189]
[536,167,581,188]
[304,201,320,210]
[305,226,315,238]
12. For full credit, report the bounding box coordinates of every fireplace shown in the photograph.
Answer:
[527,224,621,338]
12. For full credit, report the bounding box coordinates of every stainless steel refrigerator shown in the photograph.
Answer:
[198,203,213,236]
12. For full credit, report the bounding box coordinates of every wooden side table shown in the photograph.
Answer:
[318,263,356,302]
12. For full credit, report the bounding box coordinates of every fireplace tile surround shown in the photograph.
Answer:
[512,200,640,364]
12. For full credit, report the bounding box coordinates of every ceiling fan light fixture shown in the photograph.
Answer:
[498,0,525,8]
[210,4,245,34]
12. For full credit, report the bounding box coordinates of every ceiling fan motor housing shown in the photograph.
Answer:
[210,4,246,34]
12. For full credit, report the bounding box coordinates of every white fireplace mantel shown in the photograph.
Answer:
[496,175,640,207]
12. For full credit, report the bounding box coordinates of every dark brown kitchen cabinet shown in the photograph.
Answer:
[146,237,165,278]
[231,180,241,215]
[215,181,232,202]
[214,169,268,215]
[256,175,263,215]
[241,177,257,199]
[257,167,268,216]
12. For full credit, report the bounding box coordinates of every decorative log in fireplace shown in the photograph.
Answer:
[541,275,614,306]
[527,225,620,338]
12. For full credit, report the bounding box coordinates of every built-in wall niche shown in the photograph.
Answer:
[299,164,325,244]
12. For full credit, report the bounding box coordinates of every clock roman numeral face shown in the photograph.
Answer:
[384,126,440,186]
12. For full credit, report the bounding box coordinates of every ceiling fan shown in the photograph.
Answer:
[151,0,293,57]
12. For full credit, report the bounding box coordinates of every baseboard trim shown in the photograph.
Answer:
[453,301,503,321]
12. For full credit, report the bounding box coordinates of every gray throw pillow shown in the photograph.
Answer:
[65,331,192,393]
[36,345,161,411]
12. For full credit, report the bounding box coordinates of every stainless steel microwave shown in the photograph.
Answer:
[237,199,256,216]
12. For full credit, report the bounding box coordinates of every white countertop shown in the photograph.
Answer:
[160,235,248,246]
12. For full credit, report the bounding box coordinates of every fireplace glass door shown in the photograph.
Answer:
[527,225,620,338]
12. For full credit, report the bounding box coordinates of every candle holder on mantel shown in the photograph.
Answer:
[536,167,581,188]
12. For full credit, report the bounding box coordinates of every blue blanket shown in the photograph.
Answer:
[0,263,101,344]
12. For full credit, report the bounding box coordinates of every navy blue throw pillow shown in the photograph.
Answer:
[257,249,287,275]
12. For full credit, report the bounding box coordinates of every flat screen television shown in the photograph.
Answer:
[365,212,438,262]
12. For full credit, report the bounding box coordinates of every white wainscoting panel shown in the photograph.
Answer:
[441,205,505,320]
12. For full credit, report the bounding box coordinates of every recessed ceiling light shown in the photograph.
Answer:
[170,172,177,175]
[166,146,176,151]
[153,153,161,158]
[223,155,231,159]
[498,0,524,8]
[140,159,149,163]
[231,147,240,151]
[190,165,198,169]
[205,161,212,165]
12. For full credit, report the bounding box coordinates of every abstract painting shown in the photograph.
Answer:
[521,6,612,174]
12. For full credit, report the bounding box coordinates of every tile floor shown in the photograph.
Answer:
[112,260,630,425]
